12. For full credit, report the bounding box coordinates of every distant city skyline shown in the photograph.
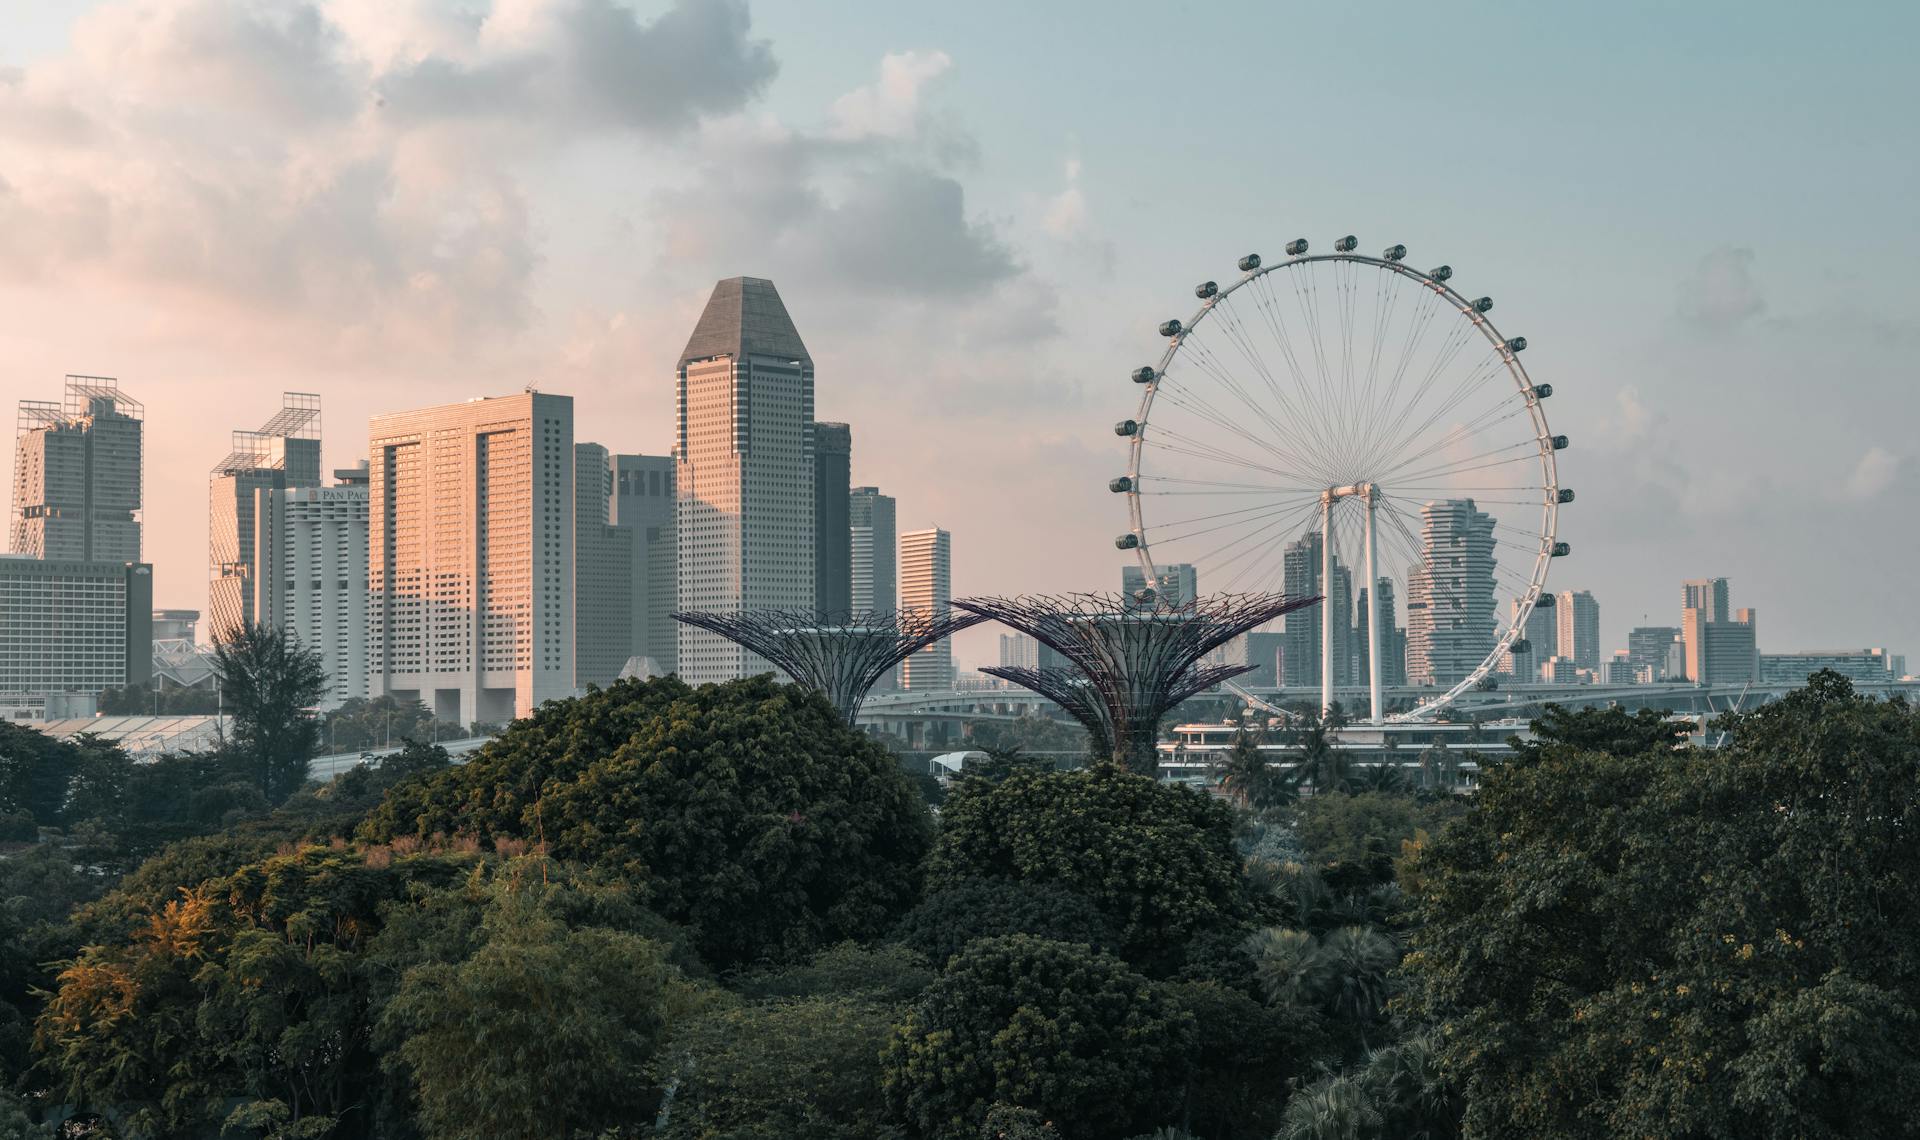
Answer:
[1,1,1915,672]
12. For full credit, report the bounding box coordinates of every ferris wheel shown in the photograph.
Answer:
[1113,237,1569,723]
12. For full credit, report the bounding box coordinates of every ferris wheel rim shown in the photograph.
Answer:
[1122,248,1561,722]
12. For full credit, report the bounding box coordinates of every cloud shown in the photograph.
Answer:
[376,0,776,134]
[1846,446,1900,499]
[829,50,951,140]
[1677,246,1765,331]
[1042,157,1087,238]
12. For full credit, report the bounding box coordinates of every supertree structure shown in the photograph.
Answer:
[955,592,1321,774]
[670,608,990,724]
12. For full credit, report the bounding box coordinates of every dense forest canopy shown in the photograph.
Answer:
[1,669,1914,1139]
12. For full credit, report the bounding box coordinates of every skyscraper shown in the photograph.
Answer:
[1682,578,1730,623]
[1627,625,1681,680]
[675,277,815,684]
[574,443,634,690]
[849,486,896,613]
[1122,563,1197,607]
[612,453,676,676]
[254,464,369,710]
[1679,578,1756,684]
[813,422,852,616]
[1556,590,1601,673]
[1404,499,1496,687]
[1502,597,1557,681]
[11,376,143,563]
[1366,579,1407,687]
[368,391,575,726]
[0,556,151,703]
[899,527,953,690]
[209,393,322,637]
[1280,533,1353,687]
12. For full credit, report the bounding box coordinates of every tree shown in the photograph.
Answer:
[379,882,696,1140]
[924,766,1247,973]
[1509,702,1688,762]
[883,935,1193,1140]
[1406,673,1920,1138]
[212,623,327,802]
[653,996,899,1140]
[1276,1033,1461,1140]
[1290,717,1352,795]
[1219,731,1292,810]
[1165,980,1324,1140]
[320,697,459,754]
[362,675,932,968]
[890,880,1117,967]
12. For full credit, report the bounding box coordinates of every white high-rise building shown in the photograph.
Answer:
[1556,590,1601,674]
[255,464,369,710]
[1405,499,1496,687]
[849,486,897,613]
[900,526,953,690]
[210,393,322,637]
[11,377,143,563]
[368,392,575,727]
[674,277,816,684]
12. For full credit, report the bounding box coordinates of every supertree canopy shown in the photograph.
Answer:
[955,592,1321,774]
[670,608,990,724]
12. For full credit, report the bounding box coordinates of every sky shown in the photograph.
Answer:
[2,0,1916,673]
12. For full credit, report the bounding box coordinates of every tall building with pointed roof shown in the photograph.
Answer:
[675,277,816,683]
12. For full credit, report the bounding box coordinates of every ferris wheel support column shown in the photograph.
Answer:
[1365,485,1383,726]
[1320,490,1334,720]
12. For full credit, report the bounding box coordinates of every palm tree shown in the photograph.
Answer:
[1276,1074,1385,1140]
[1242,926,1325,1009]
[1220,729,1293,809]
[1355,762,1406,794]
[1316,925,1399,1028]
[1293,715,1352,795]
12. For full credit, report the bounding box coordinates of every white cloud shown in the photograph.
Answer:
[1846,446,1900,499]
[828,49,951,140]
[1042,156,1087,238]
[1677,246,1765,331]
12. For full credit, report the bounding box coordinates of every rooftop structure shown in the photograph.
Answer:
[12,376,144,562]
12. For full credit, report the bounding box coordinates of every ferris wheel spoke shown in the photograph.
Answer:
[1140,494,1324,535]
[1142,496,1324,547]
[1365,351,1514,474]
[1355,329,1492,475]
[1208,296,1348,476]
[1386,441,1541,487]
[1144,425,1322,484]
[1151,382,1308,474]
[1350,287,1448,476]
[1372,400,1533,486]
[1177,336,1340,471]
[1235,281,1347,468]
[1180,498,1325,576]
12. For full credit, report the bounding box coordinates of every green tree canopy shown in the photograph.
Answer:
[361,675,932,967]
[1407,674,1920,1138]
[654,996,899,1140]
[890,880,1118,967]
[212,623,328,802]
[924,766,1246,972]
[883,935,1193,1140]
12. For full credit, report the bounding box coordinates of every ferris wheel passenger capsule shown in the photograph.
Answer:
[1535,592,1557,608]
[1510,638,1532,655]
[1131,366,1156,384]
[1551,434,1569,450]
[1195,281,1218,299]
[1552,541,1571,557]
[1530,383,1553,399]
[1334,235,1358,252]
[1114,419,1138,436]
[1133,587,1158,606]
[1472,296,1493,313]
[1286,238,1309,256]
[1115,533,1141,550]
[1429,265,1453,282]
[1506,336,1528,353]
[1557,488,1576,503]
[1238,254,1262,271]
[1109,476,1134,493]
[1159,319,1183,337]
[1383,244,1407,261]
